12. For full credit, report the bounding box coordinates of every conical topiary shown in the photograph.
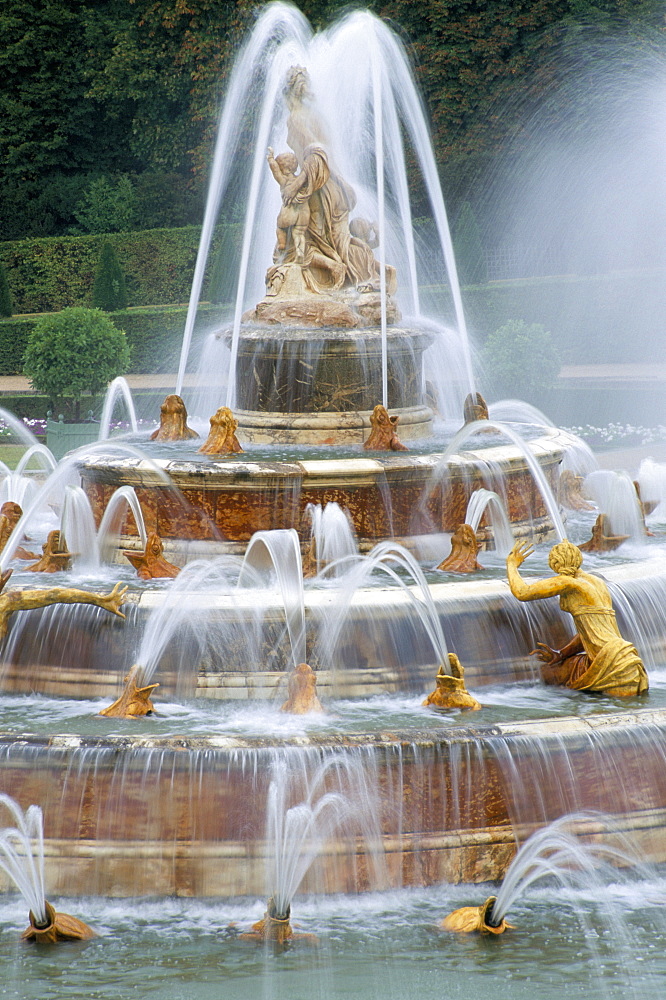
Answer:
[91,242,127,312]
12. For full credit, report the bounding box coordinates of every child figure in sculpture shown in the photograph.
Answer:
[267,147,310,263]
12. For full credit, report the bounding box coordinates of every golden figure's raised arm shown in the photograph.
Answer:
[506,540,571,602]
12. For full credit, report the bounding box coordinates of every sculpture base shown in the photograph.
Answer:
[235,404,433,444]
[243,262,400,329]
[225,325,434,433]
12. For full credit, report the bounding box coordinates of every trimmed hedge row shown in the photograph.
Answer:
[0,304,223,376]
[0,226,242,314]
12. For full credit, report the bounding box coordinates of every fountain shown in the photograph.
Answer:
[1,4,666,997]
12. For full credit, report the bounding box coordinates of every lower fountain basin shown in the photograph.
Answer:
[0,705,665,898]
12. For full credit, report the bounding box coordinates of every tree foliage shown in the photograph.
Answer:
[482,318,561,401]
[0,0,664,240]
[23,307,131,412]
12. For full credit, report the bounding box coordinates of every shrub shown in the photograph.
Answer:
[91,242,128,311]
[23,307,130,419]
[482,319,561,402]
[0,262,12,318]
[74,175,136,234]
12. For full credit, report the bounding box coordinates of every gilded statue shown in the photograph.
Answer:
[0,571,127,640]
[423,653,481,711]
[267,147,310,263]
[198,406,243,455]
[25,530,72,573]
[579,513,629,553]
[280,662,324,714]
[559,470,595,512]
[442,896,511,935]
[363,404,407,452]
[437,524,483,574]
[462,392,489,425]
[22,900,95,944]
[0,502,36,560]
[239,897,317,945]
[123,532,180,580]
[151,395,198,442]
[506,539,648,697]
[0,501,23,554]
[99,663,158,718]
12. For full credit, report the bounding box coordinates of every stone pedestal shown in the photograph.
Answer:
[224,324,434,444]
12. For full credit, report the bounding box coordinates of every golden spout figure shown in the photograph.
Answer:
[22,899,95,944]
[559,470,595,512]
[437,524,483,574]
[280,662,324,714]
[0,572,127,640]
[99,663,158,718]
[0,501,23,554]
[124,532,180,580]
[239,898,317,946]
[423,653,481,711]
[150,394,199,442]
[25,530,72,573]
[0,502,36,560]
[442,896,512,935]
[198,406,243,455]
[363,404,408,452]
[506,539,648,697]
[579,513,629,553]
[463,392,489,425]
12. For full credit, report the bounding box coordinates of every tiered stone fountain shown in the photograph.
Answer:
[0,4,665,937]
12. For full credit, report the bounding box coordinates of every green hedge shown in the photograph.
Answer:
[0,226,243,314]
[0,303,223,376]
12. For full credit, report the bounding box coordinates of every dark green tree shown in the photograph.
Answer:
[91,243,128,311]
[0,262,12,318]
[24,307,131,420]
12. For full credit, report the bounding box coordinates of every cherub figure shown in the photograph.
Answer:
[267,147,310,263]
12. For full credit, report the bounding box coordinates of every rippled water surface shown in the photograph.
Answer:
[1,877,666,1000]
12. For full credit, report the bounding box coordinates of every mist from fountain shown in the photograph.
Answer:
[489,811,643,927]
[240,528,306,669]
[420,419,567,541]
[318,540,453,685]
[61,486,100,571]
[584,469,646,544]
[97,486,148,564]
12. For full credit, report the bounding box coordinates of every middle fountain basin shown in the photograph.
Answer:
[79,425,571,555]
